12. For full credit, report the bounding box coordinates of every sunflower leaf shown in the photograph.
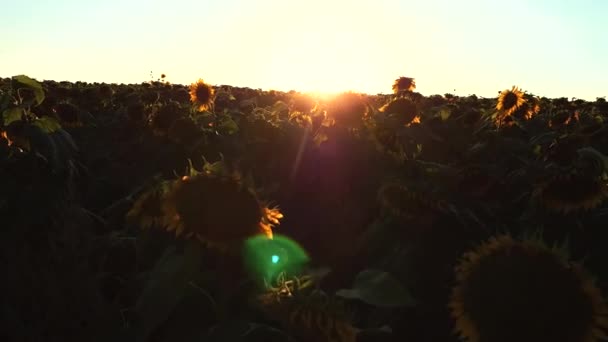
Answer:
[12,75,45,106]
[2,107,24,126]
[134,242,205,342]
[217,117,239,135]
[205,320,295,342]
[335,269,415,308]
[32,116,62,133]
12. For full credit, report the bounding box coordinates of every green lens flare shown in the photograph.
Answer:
[243,234,310,286]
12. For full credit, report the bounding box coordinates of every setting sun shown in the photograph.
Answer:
[1,0,607,98]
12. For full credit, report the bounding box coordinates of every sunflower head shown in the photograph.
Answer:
[379,97,419,127]
[189,78,215,111]
[126,181,171,229]
[533,172,608,214]
[149,100,185,136]
[392,76,416,94]
[1,120,30,151]
[161,162,282,250]
[449,235,608,342]
[512,95,541,120]
[256,289,358,342]
[496,86,526,116]
[326,92,368,129]
[549,110,579,128]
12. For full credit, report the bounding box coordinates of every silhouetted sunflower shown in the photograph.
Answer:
[149,101,184,136]
[379,97,419,126]
[533,173,608,214]
[257,290,357,342]
[392,76,416,94]
[496,86,526,116]
[513,96,541,120]
[549,110,579,128]
[1,120,30,151]
[326,92,368,128]
[161,168,282,249]
[449,235,608,342]
[126,181,171,229]
[189,78,214,111]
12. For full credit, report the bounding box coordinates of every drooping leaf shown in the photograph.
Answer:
[0,91,13,112]
[134,242,205,342]
[439,108,451,121]
[32,116,62,133]
[205,320,294,342]
[2,107,24,126]
[335,269,415,308]
[12,75,45,106]
[217,117,239,135]
[153,281,218,342]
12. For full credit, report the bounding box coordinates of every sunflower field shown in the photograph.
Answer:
[2,74,608,342]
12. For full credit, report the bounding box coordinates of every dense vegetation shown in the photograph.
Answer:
[2,75,608,342]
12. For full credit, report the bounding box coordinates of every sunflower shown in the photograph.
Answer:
[549,110,579,128]
[1,120,30,150]
[392,76,416,94]
[126,182,171,229]
[189,78,215,111]
[326,92,368,129]
[379,97,418,127]
[496,86,526,117]
[149,101,184,136]
[161,167,281,250]
[256,290,358,342]
[533,173,608,214]
[449,235,608,342]
[513,96,541,120]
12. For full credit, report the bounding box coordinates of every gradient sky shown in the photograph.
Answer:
[1,0,606,99]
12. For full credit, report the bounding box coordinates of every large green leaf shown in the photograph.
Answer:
[12,75,45,106]
[205,320,294,342]
[335,269,415,308]
[32,116,62,133]
[2,107,24,126]
[217,117,239,135]
[134,242,205,342]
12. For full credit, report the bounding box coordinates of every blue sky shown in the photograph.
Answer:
[1,0,606,99]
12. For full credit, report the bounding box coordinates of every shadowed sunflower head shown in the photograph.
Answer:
[149,100,185,136]
[512,96,541,120]
[161,162,282,250]
[189,78,215,111]
[449,235,608,342]
[126,181,172,229]
[496,86,526,116]
[379,97,419,126]
[326,92,368,129]
[533,172,608,214]
[256,289,358,342]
